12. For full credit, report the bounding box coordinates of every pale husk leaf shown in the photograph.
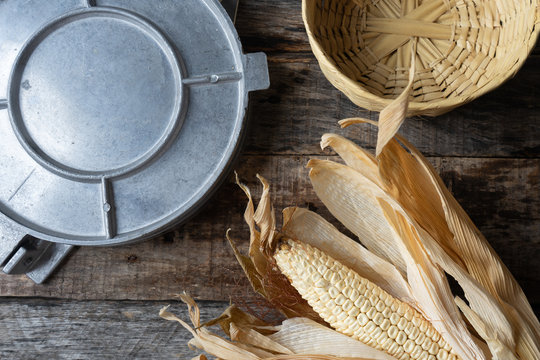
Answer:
[376,199,487,360]
[321,129,461,267]
[229,322,293,355]
[235,173,271,276]
[268,318,395,360]
[375,40,416,156]
[455,297,517,360]
[320,134,381,188]
[252,174,278,253]
[415,223,516,360]
[307,159,407,272]
[402,209,519,360]
[376,139,461,265]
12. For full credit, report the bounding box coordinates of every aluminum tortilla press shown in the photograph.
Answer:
[0,0,269,283]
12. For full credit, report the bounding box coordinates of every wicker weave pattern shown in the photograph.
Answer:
[303,0,539,116]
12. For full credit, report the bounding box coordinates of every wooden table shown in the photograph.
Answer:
[1,1,538,358]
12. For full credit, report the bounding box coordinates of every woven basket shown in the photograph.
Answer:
[303,0,540,116]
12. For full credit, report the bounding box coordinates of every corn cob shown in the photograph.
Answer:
[274,238,461,360]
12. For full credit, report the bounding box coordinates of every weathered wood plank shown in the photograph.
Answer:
[0,155,538,309]
[244,56,540,158]
[0,298,228,360]
[0,297,538,360]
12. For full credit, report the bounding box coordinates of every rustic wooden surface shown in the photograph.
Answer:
[1,0,539,358]
[0,298,227,359]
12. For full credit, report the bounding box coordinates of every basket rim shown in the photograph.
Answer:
[302,0,540,116]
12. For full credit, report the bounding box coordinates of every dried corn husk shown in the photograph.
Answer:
[162,292,396,359]
[161,91,539,360]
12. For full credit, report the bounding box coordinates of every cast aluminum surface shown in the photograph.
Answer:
[0,0,268,282]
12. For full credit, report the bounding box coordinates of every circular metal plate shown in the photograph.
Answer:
[9,7,185,180]
[0,0,268,245]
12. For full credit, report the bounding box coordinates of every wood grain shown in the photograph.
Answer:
[0,155,538,310]
[0,297,227,360]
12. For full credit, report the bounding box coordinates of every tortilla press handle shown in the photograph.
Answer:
[243,52,270,92]
[0,217,73,284]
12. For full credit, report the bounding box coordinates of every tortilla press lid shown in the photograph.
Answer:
[0,0,269,282]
